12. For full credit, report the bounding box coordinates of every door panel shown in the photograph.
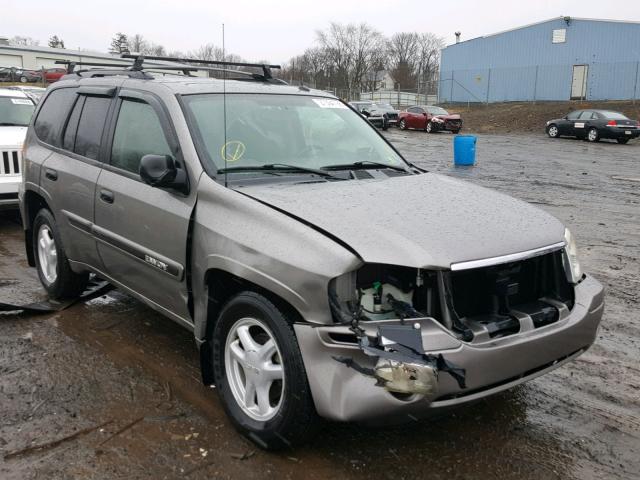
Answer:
[94,169,193,319]
[38,89,105,269]
[94,93,195,321]
[571,65,588,100]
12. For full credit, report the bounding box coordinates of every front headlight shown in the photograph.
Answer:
[563,228,582,283]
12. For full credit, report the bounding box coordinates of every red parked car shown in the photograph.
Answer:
[44,67,68,83]
[398,105,463,134]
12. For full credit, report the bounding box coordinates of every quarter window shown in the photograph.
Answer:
[74,96,111,160]
[110,99,171,174]
[34,88,76,146]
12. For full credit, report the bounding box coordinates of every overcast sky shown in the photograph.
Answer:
[4,0,639,63]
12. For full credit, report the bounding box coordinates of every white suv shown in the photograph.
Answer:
[0,88,35,208]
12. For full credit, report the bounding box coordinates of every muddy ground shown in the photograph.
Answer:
[440,100,640,134]
[1,131,638,479]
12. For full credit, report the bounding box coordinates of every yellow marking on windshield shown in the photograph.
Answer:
[221,141,246,162]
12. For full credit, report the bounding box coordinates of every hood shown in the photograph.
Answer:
[434,114,461,121]
[0,126,27,148]
[240,173,564,269]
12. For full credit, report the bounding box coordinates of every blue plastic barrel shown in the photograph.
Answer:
[453,135,477,166]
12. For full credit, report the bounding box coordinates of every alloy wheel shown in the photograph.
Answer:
[37,224,58,284]
[548,125,558,137]
[224,317,285,422]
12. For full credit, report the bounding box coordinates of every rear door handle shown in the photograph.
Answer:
[99,189,114,204]
[45,168,58,181]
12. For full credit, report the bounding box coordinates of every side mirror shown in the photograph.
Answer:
[139,154,189,194]
[422,112,427,116]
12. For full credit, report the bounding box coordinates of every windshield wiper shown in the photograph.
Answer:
[321,160,409,173]
[0,122,27,127]
[217,163,344,180]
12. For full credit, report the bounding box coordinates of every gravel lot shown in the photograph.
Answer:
[1,130,638,479]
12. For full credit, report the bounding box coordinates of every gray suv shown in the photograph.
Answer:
[19,62,604,450]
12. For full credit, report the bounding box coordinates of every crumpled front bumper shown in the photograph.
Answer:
[294,275,604,422]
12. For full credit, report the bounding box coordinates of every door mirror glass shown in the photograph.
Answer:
[139,154,188,194]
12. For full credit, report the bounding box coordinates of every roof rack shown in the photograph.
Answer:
[53,56,287,84]
[121,54,281,80]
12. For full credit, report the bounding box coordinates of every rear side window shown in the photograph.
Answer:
[578,111,593,120]
[110,99,171,174]
[34,88,76,146]
[74,96,111,160]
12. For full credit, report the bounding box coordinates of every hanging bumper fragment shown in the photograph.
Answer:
[334,323,466,401]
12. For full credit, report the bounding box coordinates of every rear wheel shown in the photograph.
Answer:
[547,124,559,138]
[617,138,629,144]
[33,209,89,299]
[212,292,318,450]
[399,119,406,130]
[587,127,600,142]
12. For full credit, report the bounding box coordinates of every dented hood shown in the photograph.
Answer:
[240,173,565,269]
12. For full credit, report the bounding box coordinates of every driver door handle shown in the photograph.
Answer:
[99,189,114,204]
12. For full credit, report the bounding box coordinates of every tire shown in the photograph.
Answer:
[452,129,460,135]
[20,76,28,83]
[399,119,406,130]
[33,209,89,299]
[586,127,600,142]
[425,122,433,133]
[547,124,559,138]
[212,291,318,450]
[617,138,629,144]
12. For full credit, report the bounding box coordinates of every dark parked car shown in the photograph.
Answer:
[546,110,640,144]
[0,67,42,83]
[348,101,397,130]
[398,105,462,133]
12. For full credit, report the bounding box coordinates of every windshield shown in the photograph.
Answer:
[184,94,406,173]
[373,103,394,111]
[0,97,35,126]
[600,111,629,120]
[427,106,449,115]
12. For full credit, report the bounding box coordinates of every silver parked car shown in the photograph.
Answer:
[19,61,604,450]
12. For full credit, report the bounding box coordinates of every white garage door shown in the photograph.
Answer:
[35,57,62,69]
[0,54,23,68]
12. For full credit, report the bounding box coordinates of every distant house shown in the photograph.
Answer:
[363,70,395,91]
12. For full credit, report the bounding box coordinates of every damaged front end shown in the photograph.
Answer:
[327,248,577,401]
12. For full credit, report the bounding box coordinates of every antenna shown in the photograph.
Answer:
[222,23,228,187]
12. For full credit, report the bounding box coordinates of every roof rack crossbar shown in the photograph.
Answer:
[121,54,281,79]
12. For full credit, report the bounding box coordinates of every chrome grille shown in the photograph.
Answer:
[1,150,21,176]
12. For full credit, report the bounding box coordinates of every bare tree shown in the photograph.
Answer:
[416,33,444,94]
[387,32,420,89]
[109,33,130,54]
[48,35,65,49]
[317,22,384,99]
[9,36,39,47]
[129,34,148,53]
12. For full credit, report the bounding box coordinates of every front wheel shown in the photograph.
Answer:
[617,138,629,144]
[451,129,460,135]
[587,127,600,142]
[33,209,89,299]
[212,292,318,450]
[20,76,28,83]
[425,122,433,133]
[399,119,406,130]
[547,124,559,138]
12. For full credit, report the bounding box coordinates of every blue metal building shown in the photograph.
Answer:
[439,17,640,103]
